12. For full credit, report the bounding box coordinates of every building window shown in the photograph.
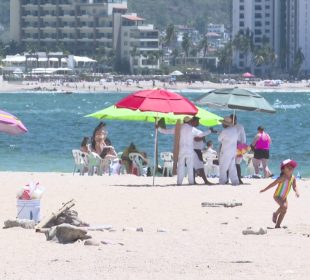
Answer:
[255,29,262,35]
[240,13,244,19]
[255,13,262,18]
[239,21,244,27]
[124,32,128,37]
[255,21,262,27]
[240,5,244,11]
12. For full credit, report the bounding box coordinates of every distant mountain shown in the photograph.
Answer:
[128,0,231,32]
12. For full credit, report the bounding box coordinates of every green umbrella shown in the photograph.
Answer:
[195,88,276,114]
[86,105,222,184]
[86,105,223,126]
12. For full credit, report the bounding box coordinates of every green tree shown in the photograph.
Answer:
[217,41,233,73]
[165,24,176,47]
[181,33,191,58]
[199,36,209,57]
[233,28,254,69]
[291,48,305,77]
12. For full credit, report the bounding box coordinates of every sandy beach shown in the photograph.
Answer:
[1,78,310,94]
[1,172,309,280]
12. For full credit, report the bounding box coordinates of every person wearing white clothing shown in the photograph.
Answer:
[218,116,239,185]
[231,114,246,184]
[191,117,215,185]
[158,116,210,185]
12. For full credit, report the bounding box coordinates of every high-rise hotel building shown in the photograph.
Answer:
[232,0,310,75]
[10,0,160,70]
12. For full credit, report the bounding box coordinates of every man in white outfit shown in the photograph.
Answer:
[158,116,210,185]
[218,116,239,185]
[231,114,246,184]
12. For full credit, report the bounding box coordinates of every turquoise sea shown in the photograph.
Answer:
[1,91,309,177]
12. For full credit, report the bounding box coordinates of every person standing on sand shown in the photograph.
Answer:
[230,114,246,184]
[191,117,215,185]
[251,126,272,178]
[218,117,239,186]
[158,116,211,185]
[260,159,299,228]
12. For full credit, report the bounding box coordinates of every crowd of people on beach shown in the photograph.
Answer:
[157,114,273,186]
[77,116,299,228]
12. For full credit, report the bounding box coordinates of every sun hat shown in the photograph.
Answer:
[220,116,233,126]
[280,159,298,170]
[183,116,192,123]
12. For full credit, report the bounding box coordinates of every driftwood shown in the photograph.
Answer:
[4,219,36,229]
[46,223,91,244]
[201,202,243,208]
[35,199,76,231]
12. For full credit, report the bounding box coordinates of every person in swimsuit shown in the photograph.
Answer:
[251,126,272,178]
[260,159,300,228]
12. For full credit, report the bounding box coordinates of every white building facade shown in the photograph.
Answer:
[232,0,281,73]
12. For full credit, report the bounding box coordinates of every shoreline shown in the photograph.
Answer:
[1,80,310,94]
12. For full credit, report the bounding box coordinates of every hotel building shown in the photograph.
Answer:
[10,0,160,71]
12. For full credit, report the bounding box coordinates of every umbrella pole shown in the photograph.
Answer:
[153,118,158,186]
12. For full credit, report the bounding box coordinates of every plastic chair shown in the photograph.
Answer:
[243,153,255,176]
[129,152,149,176]
[87,152,102,176]
[72,149,88,175]
[203,152,219,177]
[160,152,173,177]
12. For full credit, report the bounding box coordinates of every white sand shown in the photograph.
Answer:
[0,172,309,279]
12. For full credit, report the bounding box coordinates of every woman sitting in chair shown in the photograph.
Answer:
[91,122,108,155]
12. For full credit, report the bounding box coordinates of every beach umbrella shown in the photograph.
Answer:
[170,70,183,76]
[115,88,197,115]
[0,110,28,135]
[242,72,255,78]
[112,88,214,184]
[86,105,222,127]
[86,103,222,185]
[195,88,276,114]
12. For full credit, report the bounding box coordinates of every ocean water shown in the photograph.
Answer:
[0,91,309,177]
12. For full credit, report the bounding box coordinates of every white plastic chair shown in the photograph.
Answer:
[72,149,88,175]
[203,152,219,177]
[160,152,173,177]
[87,152,102,176]
[243,153,255,177]
[129,152,149,176]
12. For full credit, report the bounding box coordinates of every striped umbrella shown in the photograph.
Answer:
[0,110,28,135]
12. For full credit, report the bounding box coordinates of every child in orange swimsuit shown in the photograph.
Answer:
[260,159,300,228]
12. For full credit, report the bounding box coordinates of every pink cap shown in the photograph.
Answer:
[281,159,298,170]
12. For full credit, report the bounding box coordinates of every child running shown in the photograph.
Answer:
[260,159,300,228]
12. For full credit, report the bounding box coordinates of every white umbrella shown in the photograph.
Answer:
[170,70,183,76]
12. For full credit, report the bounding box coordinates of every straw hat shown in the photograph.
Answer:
[220,116,233,126]
[281,159,297,170]
[183,116,192,123]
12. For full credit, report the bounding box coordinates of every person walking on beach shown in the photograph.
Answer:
[251,126,272,178]
[158,116,211,185]
[231,114,246,184]
[260,159,299,228]
[218,116,239,186]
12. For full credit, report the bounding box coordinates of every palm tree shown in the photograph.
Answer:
[218,41,233,73]
[233,28,254,70]
[291,48,305,77]
[253,43,277,76]
[181,33,191,58]
[199,36,208,57]
[165,24,176,47]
